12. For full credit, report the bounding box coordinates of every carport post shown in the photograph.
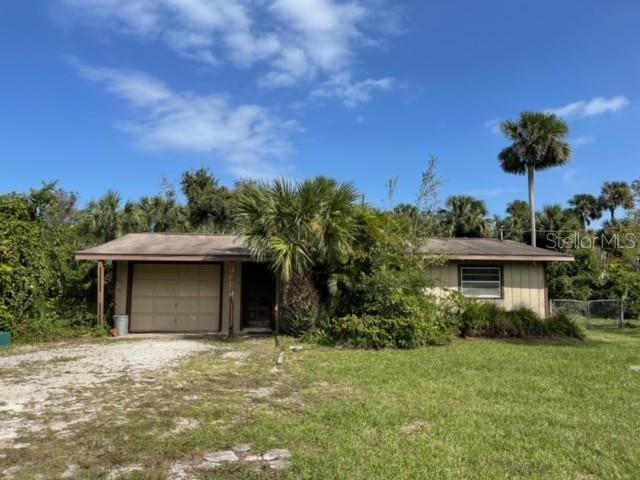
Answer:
[97,260,105,327]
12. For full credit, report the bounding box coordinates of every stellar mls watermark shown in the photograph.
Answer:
[545,231,639,250]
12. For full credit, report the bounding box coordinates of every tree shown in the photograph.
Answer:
[235,177,360,333]
[236,177,359,283]
[498,112,571,247]
[442,195,491,238]
[598,181,635,222]
[181,168,229,228]
[502,200,530,241]
[80,191,122,242]
[568,193,602,230]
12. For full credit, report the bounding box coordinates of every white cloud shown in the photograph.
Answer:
[546,96,630,119]
[483,118,502,135]
[311,72,394,107]
[561,168,578,186]
[573,135,596,147]
[75,62,294,178]
[62,0,397,104]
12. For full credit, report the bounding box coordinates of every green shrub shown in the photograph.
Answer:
[545,312,585,339]
[319,304,453,350]
[457,298,584,339]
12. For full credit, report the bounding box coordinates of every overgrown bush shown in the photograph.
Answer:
[0,187,102,343]
[545,312,585,339]
[454,296,584,339]
[319,312,452,349]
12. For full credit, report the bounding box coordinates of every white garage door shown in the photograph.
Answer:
[130,264,221,332]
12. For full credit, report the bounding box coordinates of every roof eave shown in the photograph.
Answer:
[75,253,254,262]
[423,254,574,262]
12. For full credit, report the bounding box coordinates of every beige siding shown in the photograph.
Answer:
[425,264,458,297]
[114,261,128,315]
[221,261,243,334]
[426,261,549,317]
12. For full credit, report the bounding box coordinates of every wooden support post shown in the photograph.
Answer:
[228,263,235,337]
[97,260,105,327]
[274,277,281,335]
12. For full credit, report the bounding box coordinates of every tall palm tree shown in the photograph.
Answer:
[499,112,571,247]
[598,181,635,222]
[442,195,491,238]
[568,193,602,230]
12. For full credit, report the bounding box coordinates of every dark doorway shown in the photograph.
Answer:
[241,262,276,330]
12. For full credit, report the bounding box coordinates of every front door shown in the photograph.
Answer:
[241,263,276,330]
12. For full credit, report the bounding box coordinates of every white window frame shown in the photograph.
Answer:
[460,266,502,299]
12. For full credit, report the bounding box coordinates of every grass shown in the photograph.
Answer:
[4,329,640,479]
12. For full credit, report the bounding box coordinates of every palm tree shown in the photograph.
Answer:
[499,112,571,247]
[568,194,602,230]
[442,195,491,238]
[598,181,635,222]
[235,177,359,284]
[81,190,122,242]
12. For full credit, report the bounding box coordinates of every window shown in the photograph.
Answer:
[460,266,502,298]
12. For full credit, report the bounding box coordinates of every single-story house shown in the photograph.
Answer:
[419,238,573,318]
[76,233,573,334]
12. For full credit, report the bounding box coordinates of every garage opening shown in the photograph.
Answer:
[129,263,222,333]
[241,262,276,331]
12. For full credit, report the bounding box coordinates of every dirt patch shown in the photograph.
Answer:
[0,339,217,449]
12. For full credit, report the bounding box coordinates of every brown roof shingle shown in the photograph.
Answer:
[76,233,573,263]
[76,233,251,261]
[417,238,573,262]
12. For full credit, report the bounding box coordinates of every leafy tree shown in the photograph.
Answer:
[598,181,635,222]
[442,195,491,237]
[181,168,230,228]
[498,112,571,247]
[568,194,602,230]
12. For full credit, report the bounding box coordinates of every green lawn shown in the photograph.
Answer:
[5,329,640,479]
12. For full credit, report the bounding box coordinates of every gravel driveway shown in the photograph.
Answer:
[0,339,216,451]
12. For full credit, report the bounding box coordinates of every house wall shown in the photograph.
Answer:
[114,261,129,316]
[425,261,549,317]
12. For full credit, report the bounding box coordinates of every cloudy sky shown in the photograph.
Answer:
[1,1,638,213]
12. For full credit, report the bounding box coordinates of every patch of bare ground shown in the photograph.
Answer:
[0,338,349,479]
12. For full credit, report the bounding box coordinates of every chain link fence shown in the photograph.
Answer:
[550,299,625,328]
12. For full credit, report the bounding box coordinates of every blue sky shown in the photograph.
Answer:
[1,0,638,214]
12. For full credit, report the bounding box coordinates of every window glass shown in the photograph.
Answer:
[460,267,501,298]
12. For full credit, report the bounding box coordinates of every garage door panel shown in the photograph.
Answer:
[178,280,200,297]
[176,298,200,314]
[131,297,153,314]
[134,265,156,279]
[130,263,221,332]
[196,315,218,330]
[156,280,178,297]
[154,297,177,313]
[134,280,156,296]
[199,297,218,313]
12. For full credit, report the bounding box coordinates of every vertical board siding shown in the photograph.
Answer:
[114,261,129,315]
[426,262,548,317]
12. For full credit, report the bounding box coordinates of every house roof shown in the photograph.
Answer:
[76,233,573,263]
[417,238,574,262]
[75,233,251,261]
